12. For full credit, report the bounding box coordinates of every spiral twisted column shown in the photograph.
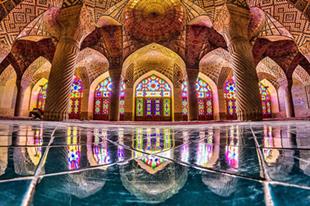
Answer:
[187,68,199,121]
[229,38,262,121]
[44,37,80,121]
[224,4,262,121]
[109,69,122,121]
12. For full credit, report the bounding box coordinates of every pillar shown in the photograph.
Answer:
[14,79,24,117]
[224,4,262,121]
[109,69,122,121]
[187,68,199,121]
[279,79,295,118]
[44,6,84,121]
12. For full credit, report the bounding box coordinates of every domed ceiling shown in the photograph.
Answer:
[123,0,185,43]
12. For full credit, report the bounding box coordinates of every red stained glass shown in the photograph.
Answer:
[69,76,83,119]
[224,78,237,120]
[259,82,272,118]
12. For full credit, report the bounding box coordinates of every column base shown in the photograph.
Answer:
[43,111,69,121]
[237,109,263,121]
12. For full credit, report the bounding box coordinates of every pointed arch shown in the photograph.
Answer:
[133,70,174,121]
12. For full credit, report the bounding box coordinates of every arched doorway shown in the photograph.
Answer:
[135,74,172,121]
[69,76,84,119]
[37,82,48,110]
[93,77,112,120]
[259,82,272,118]
[224,78,237,120]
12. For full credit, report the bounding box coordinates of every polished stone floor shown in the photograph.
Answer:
[0,120,309,205]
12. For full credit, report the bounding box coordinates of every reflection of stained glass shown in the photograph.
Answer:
[118,129,125,161]
[182,79,214,120]
[224,78,237,120]
[133,128,173,174]
[93,129,110,164]
[69,76,83,119]
[196,129,214,167]
[67,127,81,170]
[37,83,48,110]
[259,82,272,118]
[225,126,239,169]
[135,74,171,120]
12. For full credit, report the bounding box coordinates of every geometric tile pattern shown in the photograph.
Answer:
[0,0,50,47]
[249,0,310,47]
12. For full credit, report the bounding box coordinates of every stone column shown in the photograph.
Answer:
[44,6,88,121]
[14,79,23,117]
[279,79,295,118]
[109,69,122,121]
[187,68,199,121]
[222,4,262,121]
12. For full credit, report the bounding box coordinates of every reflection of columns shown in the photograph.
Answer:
[109,69,121,121]
[217,87,226,120]
[187,68,199,121]
[279,79,295,118]
[14,79,24,116]
[224,5,262,121]
[44,6,84,121]
[124,87,133,120]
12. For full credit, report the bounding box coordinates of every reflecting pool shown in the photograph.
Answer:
[0,120,309,205]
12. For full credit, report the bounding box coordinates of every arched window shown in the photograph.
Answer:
[182,81,188,120]
[94,77,112,120]
[135,74,171,121]
[196,78,213,120]
[224,78,237,120]
[259,82,272,118]
[37,83,48,110]
[119,81,126,120]
[69,76,83,119]
[93,78,126,120]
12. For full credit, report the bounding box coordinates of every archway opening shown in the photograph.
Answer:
[135,74,172,121]
[259,81,272,118]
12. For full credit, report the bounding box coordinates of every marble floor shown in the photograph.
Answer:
[0,120,309,206]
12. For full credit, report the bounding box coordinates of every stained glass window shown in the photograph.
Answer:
[224,78,237,120]
[135,74,171,121]
[69,76,83,119]
[119,81,126,120]
[196,78,213,120]
[94,77,112,120]
[182,78,213,120]
[37,83,48,110]
[259,82,272,118]
[182,81,189,120]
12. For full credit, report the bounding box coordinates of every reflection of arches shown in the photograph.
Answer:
[133,71,174,121]
[69,76,84,119]
[0,65,17,116]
